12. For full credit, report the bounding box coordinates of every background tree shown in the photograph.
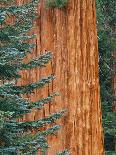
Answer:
[0,0,68,154]
[96,0,116,154]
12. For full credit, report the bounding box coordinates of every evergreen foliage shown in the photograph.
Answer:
[96,0,116,154]
[0,0,68,154]
[45,0,68,8]
[56,150,70,155]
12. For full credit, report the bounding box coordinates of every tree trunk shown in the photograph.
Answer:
[18,0,104,154]
[112,55,116,151]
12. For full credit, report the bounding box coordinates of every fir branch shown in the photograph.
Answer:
[21,52,52,70]
[18,110,66,130]
[56,150,70,155]
[14,125,61,154]
[31,92,59,109]
[0,94,30,118]
[0,75,55,95]
[13,75,56,94]
[39,125,61,136]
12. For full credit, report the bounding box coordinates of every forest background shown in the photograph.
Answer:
[96,0,116,154]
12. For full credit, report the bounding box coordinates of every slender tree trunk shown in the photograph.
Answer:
[111,23,116,113]
[112,70,116,151]
[18,0,104,154]
[111,23,116,150]
[112,55,116,151]
[112,54,116,112]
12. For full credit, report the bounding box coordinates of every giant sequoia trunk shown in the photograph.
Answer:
[18,0,104,154]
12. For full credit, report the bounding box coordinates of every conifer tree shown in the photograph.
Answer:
[0,0,68,154]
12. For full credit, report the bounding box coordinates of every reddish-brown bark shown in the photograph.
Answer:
[18,0,104,154]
